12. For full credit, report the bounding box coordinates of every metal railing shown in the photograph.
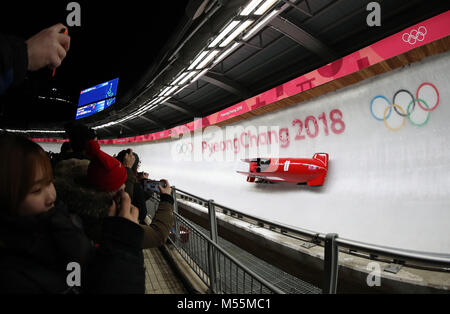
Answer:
[322,236,450,294]
[170,187,450,294]
[168,187,285,294]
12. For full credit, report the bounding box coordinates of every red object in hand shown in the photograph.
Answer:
[52,28,68,77]
[238,153,329,186]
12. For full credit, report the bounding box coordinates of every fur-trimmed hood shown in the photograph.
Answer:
[54,158,112,219]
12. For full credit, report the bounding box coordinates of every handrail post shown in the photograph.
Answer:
[171,187,180,245]
[323,233,339,294]
[171,186,178,214]
[208,199,218,243]
[208,199,219,293]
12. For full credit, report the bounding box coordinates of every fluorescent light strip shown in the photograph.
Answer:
[179,71,198,85]
[208,20,240,48]
[254,0,278,15]
[135,104,156,117]
[196,50,219,69]
[191,69,209,83]
[136,107,147,114]
[6,129,64,133]
[159,85,172,97]
[164,85,179,96]
[38,96,72,104]
[150,97,165,105]
[171,71,189,85]
[174,84,190,95]
[219,20,254,47]
[148,98,160,105]
[243,9,279,40]
[170,68,187,85]
[93,95,167,128]
[240,0,264,16]
[159,96,171,104]
[188,50,209,70]
[213,42,240,65]
[90,7,280,132]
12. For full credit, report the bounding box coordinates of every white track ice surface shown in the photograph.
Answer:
[41,51,450,253]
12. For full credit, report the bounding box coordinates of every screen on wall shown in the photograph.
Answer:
[76,97,116,120]
[78,78,119,108]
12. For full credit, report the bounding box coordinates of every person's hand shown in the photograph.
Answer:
[123,149,135,168]
[137,172,149,181]
[158,179,172,195]
[25,23,71,71]
[108,190,139,224]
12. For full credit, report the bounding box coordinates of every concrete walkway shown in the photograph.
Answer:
[143,248,187,294]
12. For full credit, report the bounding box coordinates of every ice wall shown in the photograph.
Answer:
[40,51,450,253]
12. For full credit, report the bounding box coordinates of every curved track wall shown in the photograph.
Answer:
[41,51,450,253]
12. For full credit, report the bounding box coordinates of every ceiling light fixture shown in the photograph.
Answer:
[219,20,254,47]
[208,20,240,48]
[243,9,279,40]
[163,85,179,96]
[159,96,172,104]
[196,50,219,69]
[191,68,209,84]
[91,6,282,133]
[240,0,264,16]
[213,42,240,65]
[174,84,190,95]
[188,50,209,70]
[178,71,199,85]
[148,98,161,105]
[158,85,172,97]
[254,0,279,15]
[171,71,189,85]
[5,129,65,134]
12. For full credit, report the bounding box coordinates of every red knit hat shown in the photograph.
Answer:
[85,140,127,192]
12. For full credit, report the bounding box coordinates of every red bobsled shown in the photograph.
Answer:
[237,153,329,186]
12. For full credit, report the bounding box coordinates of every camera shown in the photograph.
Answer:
[142,179,166,193]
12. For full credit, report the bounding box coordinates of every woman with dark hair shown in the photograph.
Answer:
[114,148,174,248]
[0,132,145,293]
[115,149,148,222]
[115,149,138,198]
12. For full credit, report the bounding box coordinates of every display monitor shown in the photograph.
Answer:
[76,97,116,120]
[78,78,119,107]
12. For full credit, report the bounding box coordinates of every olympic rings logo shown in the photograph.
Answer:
[370,82,440,131]
[402,26,427,45]
[175,142,193,154]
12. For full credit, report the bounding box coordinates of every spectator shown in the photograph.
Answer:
[89,142,174,248]
[0,23,70,95]
[116,148,174,247]
[116,149,150,223]
[55,140,174,248]
[60,141,73,155]
[62,122,97,160]
[54,138,128,242]
[48,141,73,169]
[0,132,145,293]
[53,122,96,177]
[115,149,137,199]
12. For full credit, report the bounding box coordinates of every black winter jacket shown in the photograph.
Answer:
[0,34,28,95]
[0,202,145,294]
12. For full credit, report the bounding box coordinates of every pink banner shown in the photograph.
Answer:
[33,138,68,143]
[33,11,450,145]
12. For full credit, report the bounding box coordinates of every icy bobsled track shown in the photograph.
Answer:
[41,51,450,253]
